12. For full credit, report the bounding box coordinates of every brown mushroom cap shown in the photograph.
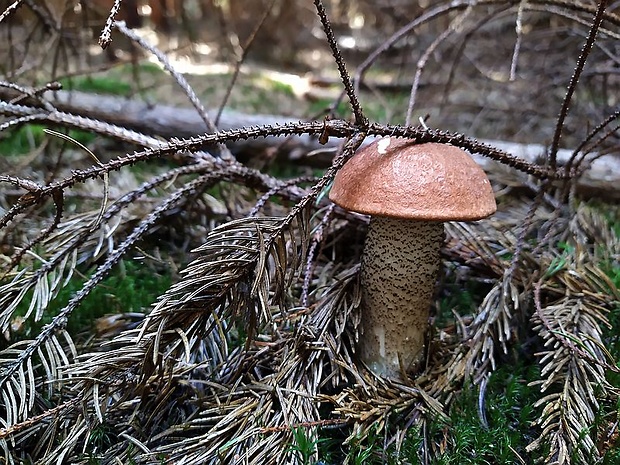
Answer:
[329,138,497,221]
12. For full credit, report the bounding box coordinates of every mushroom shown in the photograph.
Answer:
[329,137,496,380]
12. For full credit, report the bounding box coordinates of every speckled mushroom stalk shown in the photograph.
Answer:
[329,138,496,381]
[360,217,443,377]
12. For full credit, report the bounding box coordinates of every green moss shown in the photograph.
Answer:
[0,125,45,156]
[316,424,383,465]
[8,260,171,339]
[416,364,538,464]
[0,125,98,157]
[58,76,132,95]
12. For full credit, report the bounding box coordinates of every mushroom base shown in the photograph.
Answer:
[358,217,443,380]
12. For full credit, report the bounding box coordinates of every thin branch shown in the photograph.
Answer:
[0,399,79,440]
[215,0,277,127]
[313,0,367,127]
[405,9,472,126]
[509,1,526,81]
[3,189,64,275]
[548,0,609,169]
[98,0,122,49]
[0,0,26,24]
[113,20,234,161]
[567,107,620,172]
[0,119,570,231]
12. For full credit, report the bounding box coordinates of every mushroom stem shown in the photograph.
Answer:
[359,217,444,380]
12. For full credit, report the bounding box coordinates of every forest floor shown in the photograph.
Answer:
[1,12,620,464]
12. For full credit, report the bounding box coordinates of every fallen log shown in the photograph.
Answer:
[5,88,321,158]
[1,88,619,200]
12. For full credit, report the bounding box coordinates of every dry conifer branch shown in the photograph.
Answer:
[99,0,122,49]
[0,163,209,330]
[509,1,526,80]
[568,108,620,173]
[250,175,318,217]
[439,5,516,108]
[0,97,573,181]
[405,17,464,126]
[215,0,278,127]
[113,20,234,161]
[3,188,64,275]
[350,1,461,102]
[528,268,618,463]
[313,0,367,127]
[0,174,223,415]
[0,80,58,111]
[1,1,620,463]
[548,0,609,169]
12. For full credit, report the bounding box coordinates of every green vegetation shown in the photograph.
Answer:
[258,77,295,98]
[57,62,162,91]
[289,426,324,465]
[0,125,45,156]
[425,365,538,465]
[9,259,171,340]
[0,125,97,157]
[58,75,132,95]
[56,62,166,99]
[84,422,118,463]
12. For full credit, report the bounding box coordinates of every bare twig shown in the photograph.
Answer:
[548,0,609,169]
[313,0,367,127]
[215,0,277,126]
[113,20,234,161]
[98,0,122,49]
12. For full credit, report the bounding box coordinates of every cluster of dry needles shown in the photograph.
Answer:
[0,1,619,464]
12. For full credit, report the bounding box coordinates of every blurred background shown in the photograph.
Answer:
[2,0,619,150]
